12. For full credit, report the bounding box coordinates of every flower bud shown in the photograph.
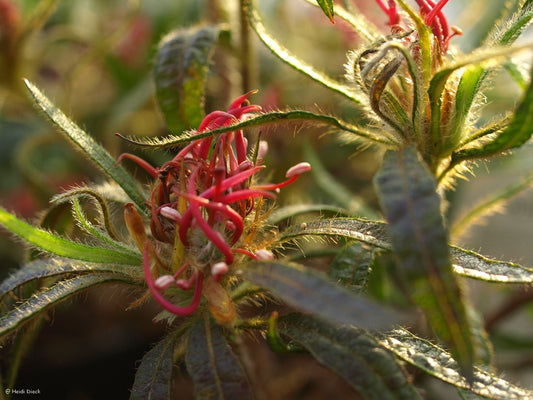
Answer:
[154,275,175,290]
[286,162,311,178]
[255,249,274,260]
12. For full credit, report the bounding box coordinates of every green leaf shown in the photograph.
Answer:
[280,217,391,250]
[244,0,361,103]
[281,215,533,284]
[130,331,180,400]
[280,315,422,400]
[451,246,533,283]
[0,258,142,301]
[379,328,533,400]
[428,44,533,155]
[373,147,474,377]
[266,203,349,225]
[316,0,334,23]
[328,242,374,293]
[0,273,135,338]
[186,317,253,400]
[0,206,142,265]
[118,109,398,148]
[23,80,147,213]
[154,25,220,133]
[241,261,398,331]
[449,3,533,151]
[453,63,533,162]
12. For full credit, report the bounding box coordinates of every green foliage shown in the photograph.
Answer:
[374,147,474,377]
[185,317,253,400]
[242,260,398,331]
[2,0,533,398]
[280,314,422,400]
[154,25,221,133]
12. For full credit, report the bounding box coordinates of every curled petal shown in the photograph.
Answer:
[143,242,204,316]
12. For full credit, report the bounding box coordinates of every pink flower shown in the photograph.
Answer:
[119,92,311,318]
[374,0,461,53]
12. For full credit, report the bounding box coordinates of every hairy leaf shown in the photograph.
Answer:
[379,329,533,399]
[245,0,360,103]
[316,0,334,23]
[186,317,253,400]
[0,273,135,338]
[374,147,473,377]
[130,331,180,400]
[280,315,422,400]
[266,204,349,225]
[280,217,390,250]
[328,242,374,293]
[154,25,219,133]
[0,258,142,301]
[451,247,533,283]
[450,3,533,151]
[241,261,398,331]
[429,44,533,153]
[118,109,398,148]
[453,63,533,162]
[279,215,533,284]
[23,80,147,213]
[0,206,142,265]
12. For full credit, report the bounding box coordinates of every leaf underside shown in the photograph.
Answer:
[373,147,474,377]
[186,317,253,400]
[280,314,422,400]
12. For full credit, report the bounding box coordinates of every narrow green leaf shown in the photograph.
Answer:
[328,242,374,293]
[450,3,533,150]
[280,315,422,400]
[186,317,253,400]
[241,261,398,331]
[0,206,142,265]
[379,328,533,400]
[280,217,391,250]
[266,204,349,225]
[245,0,361,103]
[0,258,142,301]
[130,332,180,400]
[0,273,134,338]
[451,246,533,283]
[316,0,334,23]
[453,63,533,162]
[23,80,147,213]
[118,109,398,148]
[373,147,474,377]
[154,25,220,133]
[280,215,533,284]
[429,44,533,154]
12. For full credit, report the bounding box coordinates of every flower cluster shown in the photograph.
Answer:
[374,0,461,53]
[346,0,466,173]
[119,92,310,321]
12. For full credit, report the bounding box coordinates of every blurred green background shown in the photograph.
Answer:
[1,0,533,399]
